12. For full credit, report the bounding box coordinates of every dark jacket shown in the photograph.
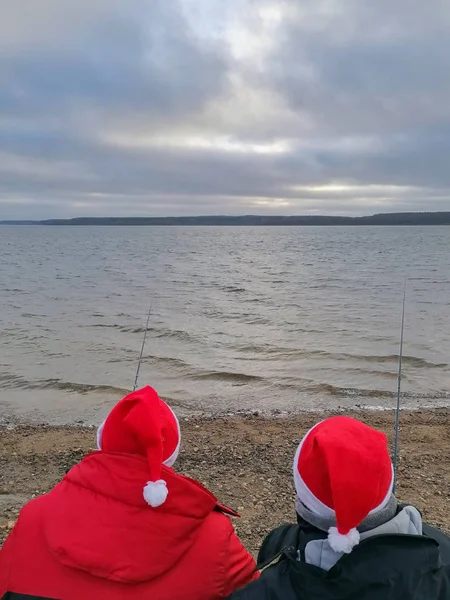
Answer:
[227,509,450,600]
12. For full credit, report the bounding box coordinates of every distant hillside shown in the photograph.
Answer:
[2,212,450,226]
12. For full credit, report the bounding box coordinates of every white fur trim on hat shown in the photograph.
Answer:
[162,406,181,468]
[97,405,180,466]
[328,527,360,554]
[143,479,168,507]
[293,422,394,520]
[96,419,106,450]
[293,421,335,519]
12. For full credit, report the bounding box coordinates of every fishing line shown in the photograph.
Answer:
[393,278,407,494]
[133,298,153,391]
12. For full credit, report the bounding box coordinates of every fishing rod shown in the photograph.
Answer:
[133,298,153,392]
[393,279,407,494]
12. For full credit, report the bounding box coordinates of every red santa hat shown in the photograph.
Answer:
[96,386,180,508]
[293,416,394,554]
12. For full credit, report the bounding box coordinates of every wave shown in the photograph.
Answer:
[236,344,319,359]
[235,344,447,369]
[308,383,397,399]
[275,379,450,400]
[221,285,247,293]
[89,323,197,343]
[152,329,198,343]
[353,354,447,369]
[190,370,265,383]
[0,373,128,396]
[336,367,398,380]
[107,354,189,370]
[88,323,122,329]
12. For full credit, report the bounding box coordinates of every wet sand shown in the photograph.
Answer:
[1,409,449,554]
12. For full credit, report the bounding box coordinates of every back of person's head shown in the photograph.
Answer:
[293,416,393,554]
[97,385,181,507]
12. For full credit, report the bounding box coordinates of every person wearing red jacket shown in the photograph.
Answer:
[0,386,257,600]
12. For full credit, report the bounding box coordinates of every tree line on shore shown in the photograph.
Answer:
[2,212,450,226]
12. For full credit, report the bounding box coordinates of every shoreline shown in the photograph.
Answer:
[2,402,450,429]
[1,408,449,553]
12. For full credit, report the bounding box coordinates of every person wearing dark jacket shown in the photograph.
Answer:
[227,415,450,600]
[0,386,258,600]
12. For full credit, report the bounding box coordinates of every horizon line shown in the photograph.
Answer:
[2,209,450,224]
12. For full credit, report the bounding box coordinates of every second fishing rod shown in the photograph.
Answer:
[393,279,407,494]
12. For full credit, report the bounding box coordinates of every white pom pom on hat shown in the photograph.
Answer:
[97,386,180,508]
[293,416,394,554]
[143,480,169,508]
[327,527,360,554]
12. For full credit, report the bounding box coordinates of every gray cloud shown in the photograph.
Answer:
[1,0,450,219]
[267,1,450,136]
[0,1,226,119]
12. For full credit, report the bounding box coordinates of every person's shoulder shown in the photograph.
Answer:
[192,506,238,543]
[423,522,450,544]
[3,491,53,548]
[202,502,239,534]
[423,522,450,565]
[190,504,247,573]
[257,517,328,566]
[257,523,299,565]
[15,490,52,522]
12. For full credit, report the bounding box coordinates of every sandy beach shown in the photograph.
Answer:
[1,409,449,554]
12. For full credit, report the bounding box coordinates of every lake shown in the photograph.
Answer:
[1,225,449,424]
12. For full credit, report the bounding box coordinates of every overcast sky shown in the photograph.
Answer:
[1,0,450,219]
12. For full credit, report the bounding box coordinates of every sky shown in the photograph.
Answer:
[1,0,450,219]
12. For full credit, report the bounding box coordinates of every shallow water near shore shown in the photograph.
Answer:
[1,225,450,424]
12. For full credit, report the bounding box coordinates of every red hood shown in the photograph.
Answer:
[43,452,221,584]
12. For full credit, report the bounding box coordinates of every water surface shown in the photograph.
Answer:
[1,225,449,424]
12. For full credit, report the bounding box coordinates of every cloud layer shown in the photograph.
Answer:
[1,0,450,218]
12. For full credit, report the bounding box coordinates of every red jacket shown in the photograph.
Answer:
[0,452,257,600]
